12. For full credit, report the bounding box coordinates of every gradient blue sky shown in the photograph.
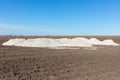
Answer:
[0,0,120,35]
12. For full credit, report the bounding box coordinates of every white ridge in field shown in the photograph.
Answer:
[2,37,119,48]
[89,38,119,46]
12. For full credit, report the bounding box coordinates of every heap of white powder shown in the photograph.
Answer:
[2,37,119,48]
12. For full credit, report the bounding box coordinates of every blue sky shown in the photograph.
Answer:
[0,0,120,35]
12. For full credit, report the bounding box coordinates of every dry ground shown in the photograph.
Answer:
[0,36,120,80]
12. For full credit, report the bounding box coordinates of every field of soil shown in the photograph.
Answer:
[0,36,120,80]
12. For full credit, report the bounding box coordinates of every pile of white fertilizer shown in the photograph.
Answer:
[2,37,119,48]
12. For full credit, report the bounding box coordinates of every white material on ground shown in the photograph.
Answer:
[88,38,119,46]
[102,39,119,45]
[2,37,119,48]
[89,38,102,45]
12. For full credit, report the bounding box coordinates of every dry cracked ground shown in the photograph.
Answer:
[0,36,120,80]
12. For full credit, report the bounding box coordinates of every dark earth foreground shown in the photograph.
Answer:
[0,36,120,80]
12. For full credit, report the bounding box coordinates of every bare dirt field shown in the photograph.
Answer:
[0,36,120,80]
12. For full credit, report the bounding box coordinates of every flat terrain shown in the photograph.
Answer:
[0,36,120,80]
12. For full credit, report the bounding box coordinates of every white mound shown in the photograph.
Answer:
[2,37,119,48]
[89,38,119,46]
[89,38,102,45]
[102,39,119,46]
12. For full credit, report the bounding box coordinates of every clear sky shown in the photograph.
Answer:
[0,0,120,35]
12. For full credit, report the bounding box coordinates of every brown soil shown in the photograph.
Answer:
[0,36,120,80]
